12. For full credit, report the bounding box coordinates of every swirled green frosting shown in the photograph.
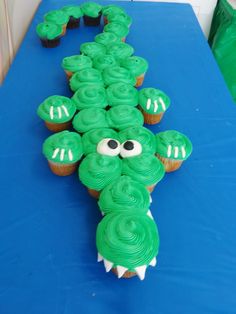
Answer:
[119,126,156,155]
[62,55,92,73]
[107,105,144,131]
[44,10,69,25]
[98,175,150,215]
[69,69,103,92]
[139,88,171,114]
[122,153,165,186]
[72,84,107,110]
[43,131,83,164]
[106,83,138,107]
[79,153,122,190]
[37,95,76,123]
[92,54,118,72]
[106,42,134,61]
[121,56,148,77]
[72,108,108,133]
[104,22,129,39]
[80,2,102,17]
[80,42,106,59]
[102,5,125,17]
[36,22,63,40]
[156,130,193,160]
[102,66,136,86]
[95,32,119,47]
[82,128,119,155]
[96,212,159,270]
[62,5,83,18]
[107,12,132,27]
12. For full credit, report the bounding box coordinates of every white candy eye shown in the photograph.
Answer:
[97,138,120,156]
[120,140,142,158]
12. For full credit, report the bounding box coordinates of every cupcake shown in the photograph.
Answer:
[106,12,132,28]
[106,82,138,107]
[80,42,106,59]
[36,22,63,48]
[119,126,156,155]
[121,56,149,87]
[80,2,102,26]
[93,54,118,72]
[79,153,122,198]
[61,5,83,29]
[82,128,119,155]
[96,212,159,279]
[44,10,69,35]
[37,95,76,132]
[73,108,109,133]
[104,22,129,42]
[61,55,92,79]
[106,105,144,131]
[69,68,103,93]
[122,153,165,192]
[102,66,136,86]
[43,131,83,176]
[155,130,193,172]
[102,5,125,25]
[98,175,150,215]
[94,32,119,47]
[138,88,171,124]
[106,42,134,62]
[72,84,108,110]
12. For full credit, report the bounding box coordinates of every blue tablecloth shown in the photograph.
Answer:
[1,1,236,313]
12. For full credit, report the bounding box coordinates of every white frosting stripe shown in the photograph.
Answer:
[154,100,158,113]
[52,148,60,159]
[159,97,166,111]
[68,149,73,161]
[167,145,172,157]
[181,146,186,158]
[58,107,62,119]
[174,147,179,158]
[50,106,54,120]
[146,98,151,110]
[135,265,147,280]
[60,148,65,161]
[62,105,69,117]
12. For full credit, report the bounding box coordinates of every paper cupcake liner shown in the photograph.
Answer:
[67,17,81,29]
[62,24,67,36]
[65,70,74,80]
[88,188,101,199]
[40,37,61,48]
[156,154,183,172]
[103,16,108,25]
[83,15,101,26]
[45,120,72,132]
[112,267,137,279]
[135,73,145,87]
[147,184,156,193]
[139,107,164,125]
[48,160,78,176]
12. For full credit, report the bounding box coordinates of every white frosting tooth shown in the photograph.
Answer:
[159,97,166,111]
[61,105,69,117]
[146,98,151,110]
[167,145,172,157]
[101,211,105,216]
[60,148,65,161]
[149,195,152,203]
[116,266,128,278]
[50,106,54,120]
[147,210,153,220]
[52,148,60,159]
[104,259,113,272]
[174,146,179,158]
[68,149,73,161]
[135,265,147,280]
[154,100,158,113]
[149,257,157,267]
[58,107,62,119]
[97,253,103,262]
[181,146,186,158]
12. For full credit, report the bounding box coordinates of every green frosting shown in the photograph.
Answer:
[94,32,119,47]
[92,54,118,72]
[102,5,125,17]
[37,95,76,123]
[106,42,134,61]
[72,84,107,110]
[62,55,92,73]
[119,126,156,155]
[98,175,150,215]
[107,12,132,27]
[122,153,165,186]
[72,108,108,133]
[102,66,136,86]
[139,88,171,114]
[121,56,149,77]
[62,5,83,18]
[82,128,119,155]
[156,130,193,160]
[106,82,138,107]
[80,2,102,18]
[96,212,159,270]
[79,153,122,190]
[104,22,129,39]
[106,105,144,131]
[69,69,103,92]
[44,10,69,25]
[80,42,106,59]
[36,22,62,40]
[43,131,83,164]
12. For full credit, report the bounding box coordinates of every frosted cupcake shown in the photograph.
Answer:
[69,69,104,93]
[102,5,125,25]
[121,56,149,87]
[80,42,106,59]
[62,55,92,79]
[104,22,129,42]
[93,54,118,72]
[106,83,138,107]
[102,66,136,86]
[106,42,134,62]
[36,22,63,48]
[73,108,109,133]
[156,130,193,172]
[80,2,102,26]
[61,5,83,29]
[44,10,69,35]
[106,12,132,28]
[94,32,119,47]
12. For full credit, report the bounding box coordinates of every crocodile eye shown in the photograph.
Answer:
[120,140,142,158]
[97,138,120,156]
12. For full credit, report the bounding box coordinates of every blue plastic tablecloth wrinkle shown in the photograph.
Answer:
[1,1,236,313]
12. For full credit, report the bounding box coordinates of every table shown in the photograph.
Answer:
[1,1,236,313]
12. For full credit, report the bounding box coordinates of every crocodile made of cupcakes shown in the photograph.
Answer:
[36,2,193,280]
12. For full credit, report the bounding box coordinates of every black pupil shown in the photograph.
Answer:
[124,141,134,150]
[108,140,118,149]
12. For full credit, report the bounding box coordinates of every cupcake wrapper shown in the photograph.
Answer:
[83,14,101,26]
[147,184,156,193]
[67,17,81,29]
[45,120,72,132]
[139,107,164,125]
[112,268,137,279]
[48,160,78,176]
[156,154,183,172]
[87,188,100,199]
[135,73,145,87]
[121,37,126,42]
[103,16,108,25]
[62,24,67,36]
[65,70,74,80]
[40,37,61,48]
